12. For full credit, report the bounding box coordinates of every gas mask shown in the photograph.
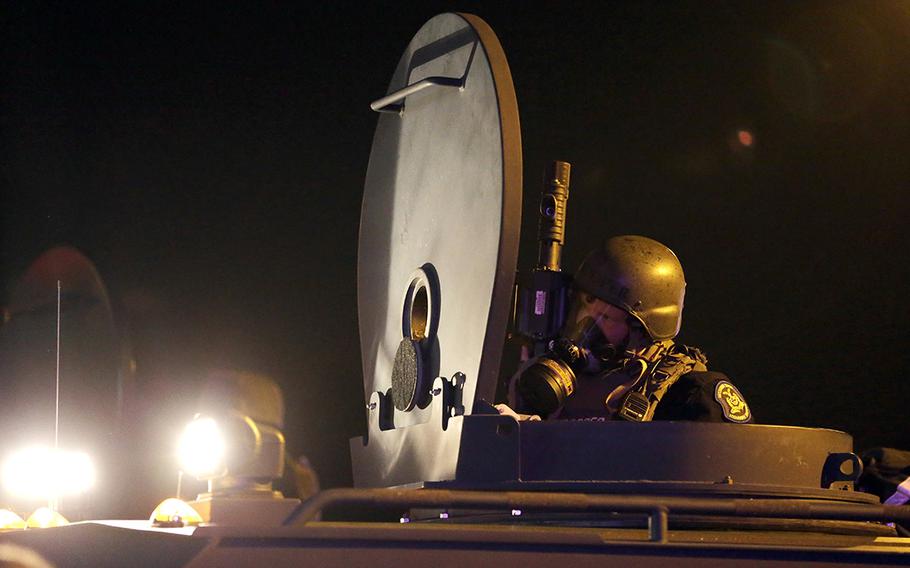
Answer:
[515,292,641,418]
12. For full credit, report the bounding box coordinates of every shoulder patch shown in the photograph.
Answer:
[713,381,752,423]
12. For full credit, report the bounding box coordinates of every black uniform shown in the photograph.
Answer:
[512,345,754,424]
[652,371,753,423]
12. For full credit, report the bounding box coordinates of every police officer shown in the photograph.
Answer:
[498,235,753,424]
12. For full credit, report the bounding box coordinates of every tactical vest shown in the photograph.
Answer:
[614,340,708,422]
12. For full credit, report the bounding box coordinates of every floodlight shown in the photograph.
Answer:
[173,371,299,526]
[177,417,227,478]
[178,372,287,494]
[1,447,95,501]
[177,412,284,493]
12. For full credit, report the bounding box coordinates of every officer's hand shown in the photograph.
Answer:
[494,403,541,422]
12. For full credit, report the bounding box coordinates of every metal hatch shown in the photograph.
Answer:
[352,12,521,487]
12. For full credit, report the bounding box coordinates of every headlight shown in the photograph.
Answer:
[1,447,95,501]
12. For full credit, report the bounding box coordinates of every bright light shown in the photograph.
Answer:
[25,507,68,528]
[0,509,26,530]
[177,417,227,478]
[1,447,95,501]
[149,498,203,526]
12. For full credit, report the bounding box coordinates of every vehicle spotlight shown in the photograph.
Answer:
[1,447,95,501]
[177,417,227,479]
[173,371,300,526]
[177,411,284,493]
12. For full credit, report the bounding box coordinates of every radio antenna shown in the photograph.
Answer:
[55,280,61,452]
[51,280,62,512]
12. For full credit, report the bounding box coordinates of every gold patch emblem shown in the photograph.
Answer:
[714,381,751,423]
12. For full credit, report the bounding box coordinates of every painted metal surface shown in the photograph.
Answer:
[2,518,910,568]
[354,12,521,486]
[357,12,521,416]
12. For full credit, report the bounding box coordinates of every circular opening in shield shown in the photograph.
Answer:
[410,285,429,340]
[401,265,439,341]
[402,266,438,343]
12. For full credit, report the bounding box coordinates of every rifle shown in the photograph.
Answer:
[513,161,573,359]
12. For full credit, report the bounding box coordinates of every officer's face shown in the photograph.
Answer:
[575,294,631,347]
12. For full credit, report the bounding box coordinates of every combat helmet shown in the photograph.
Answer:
[573,235,686,340]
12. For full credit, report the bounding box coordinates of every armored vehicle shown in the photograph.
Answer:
[1,13,908,568]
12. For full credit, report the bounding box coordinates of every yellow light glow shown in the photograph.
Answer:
[0,509,26,530]
[150,498,204,526]
[1,447,95,501]
[26,507,68,528]
[649,305,681,316]
[653,264,674,276]
[177,417,226,478]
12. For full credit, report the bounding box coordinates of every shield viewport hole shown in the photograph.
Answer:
[402,266,438,343]
[410,285,428,340]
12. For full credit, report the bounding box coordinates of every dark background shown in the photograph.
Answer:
[2,1,909,507]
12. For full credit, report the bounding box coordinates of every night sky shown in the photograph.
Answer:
[2,1,909,508]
